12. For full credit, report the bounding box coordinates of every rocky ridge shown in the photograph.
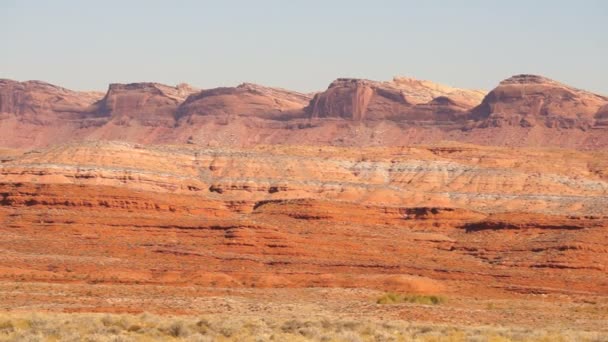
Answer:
[0,74,607,149]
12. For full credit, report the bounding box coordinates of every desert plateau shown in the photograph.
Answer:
[0,72,607,341]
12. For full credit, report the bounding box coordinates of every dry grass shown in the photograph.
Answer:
[377,293,446,305]
[0,311,605,342]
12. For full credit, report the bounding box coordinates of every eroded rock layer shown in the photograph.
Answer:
[1,142,606,296]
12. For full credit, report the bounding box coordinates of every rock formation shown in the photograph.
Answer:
[390,76,486,106]
[0,79,103,122]
[306,77,484,122]
[0,142,606,295]
[594,104,608,128]
[97,82,198,127]
[0,72,607,315]
[177,83,310,121]
[0,75,607,149]
[471,74,608,129]
[0,79,106,147]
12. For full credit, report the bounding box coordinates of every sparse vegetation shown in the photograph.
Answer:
[0,311,603,342]
[377,292,446,305]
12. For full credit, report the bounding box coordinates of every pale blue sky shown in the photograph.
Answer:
[1,0,606,94]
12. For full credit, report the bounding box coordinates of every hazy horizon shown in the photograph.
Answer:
[1,0,606,94]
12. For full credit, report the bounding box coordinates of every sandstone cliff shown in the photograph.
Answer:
[97,82,198,127]
[306,77,483,122]
[0,79,103,122]
[471,74,608,129]
[0,79,105,147]
[594,104,608,128]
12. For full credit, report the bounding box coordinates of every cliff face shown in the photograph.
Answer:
[0,79,101,114]
[97,82,198,127]
[0,79,104,122]
[471,74,608,129]
[305,78,482,122]
[306,79,407,121]
[594,104,608,128]
[0,142,606,294]
[0,79,106,147]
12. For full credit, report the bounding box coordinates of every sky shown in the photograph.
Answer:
[1,0,606,94]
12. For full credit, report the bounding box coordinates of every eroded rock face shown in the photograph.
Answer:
[594,104,608,128]
[471,74,608,129]
[0,79,107,148]
[306,77,485,121]
[307,79,407,121]
[0,142,606,295]
[177,83,311,121]
[0,79,104,123]
[98,82,198,126]
[390,76,486,106]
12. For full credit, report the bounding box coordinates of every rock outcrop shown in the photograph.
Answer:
[306,78,410,121]
[97,82,198,126]
[0,79,106,147]
[177,83,311,121]
[306,77,484,122]
[471,74,608,129]
[390,76,486,106]
[594,104,608,128]
[0,79,104,122]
